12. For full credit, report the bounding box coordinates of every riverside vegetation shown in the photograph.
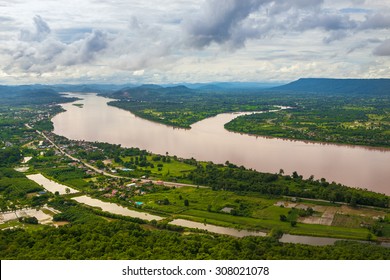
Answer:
[0,83,390,260]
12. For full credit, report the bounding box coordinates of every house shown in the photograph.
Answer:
[121,168,134,172]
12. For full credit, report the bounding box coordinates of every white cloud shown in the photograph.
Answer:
[133,69,145,76]
[0,0,389,84]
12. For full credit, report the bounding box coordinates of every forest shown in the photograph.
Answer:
[1,218,389,260]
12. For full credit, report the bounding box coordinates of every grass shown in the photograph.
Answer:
[252,206,290,220]
[0,220,47,232]
[135,187,277,214]
[41,208,56,216]
[298,199,342,207]
[381,223,390,238]
[117,156,197,181]
[144,156,197,178]
[332,213,374,228]
[176,209,371,240]
[132,186,383,240]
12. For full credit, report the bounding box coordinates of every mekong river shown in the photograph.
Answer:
[52,93,390,195]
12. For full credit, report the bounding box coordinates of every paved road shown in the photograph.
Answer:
[30,125,209,188]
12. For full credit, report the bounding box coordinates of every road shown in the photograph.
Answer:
[29,125,208,188]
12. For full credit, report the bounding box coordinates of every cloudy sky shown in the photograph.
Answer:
[0,0,389,84]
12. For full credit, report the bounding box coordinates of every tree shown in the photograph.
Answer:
[10,204,16,212]
[96,160,105,170]
[0,200,8,212]
[184,199,189,207]
[290,220,297,227]
[45,149,55,157]
[65,188,71,195]
[349,195,357,207]
[19,216,38,224]
[279,214,287,222]
[292,171,299,179]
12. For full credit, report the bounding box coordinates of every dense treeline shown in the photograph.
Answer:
[186,163,389,208]
[0,147,22,166]
[1,219,389,260]
[0,168,45,210]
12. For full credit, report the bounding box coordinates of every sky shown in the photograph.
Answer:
[0,0,389,84]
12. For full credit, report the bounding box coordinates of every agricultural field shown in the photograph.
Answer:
[133,186,389,240]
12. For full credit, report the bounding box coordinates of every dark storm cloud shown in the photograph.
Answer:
[184,0,271,48]
[184,0,358,49]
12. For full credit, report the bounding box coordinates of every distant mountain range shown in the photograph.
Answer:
[1,78,390,99]
[272,78,390,95]
[174,82,282,90]
[107,85,195,100]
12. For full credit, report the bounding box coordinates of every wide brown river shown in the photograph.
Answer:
[52,93,390,195]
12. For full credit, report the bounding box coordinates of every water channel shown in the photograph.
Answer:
[72,195,163,221]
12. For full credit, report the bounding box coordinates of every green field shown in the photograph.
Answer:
[117,155,197,180]
[133,187,383,240]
